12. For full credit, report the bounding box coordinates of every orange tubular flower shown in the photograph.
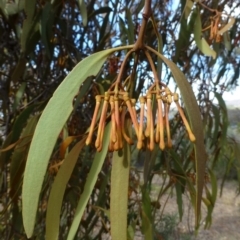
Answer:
[117,107,123,150]
[108,126,114,152]
[155,114,160,143]
[95,92,109,150]
[157,96,165,150]
[114,95,120,129]
[110,96,117,143]
[175,100,196,142]
[131,99,138,125]
[137,97,145,149]
[164,102,172,148]
[86,95,101,145]
[123,94,139,139]
[145,94,152,138]
[121,106,133,145]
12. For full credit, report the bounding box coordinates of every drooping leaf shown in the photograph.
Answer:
[146,46,207,229]
[183,0,194,19]
[85,169,111,234]
[223,31,231,51]
[21,0,37,53]
[0,132,13,170]
[215,92,229,146]
[10,115,39,200]
[78,0,88,26]
[40,1,54,58]
[141,187,153,239]
[12,82,26,112]
[59,136,76,159]
[194,9,216,59]
[110,143,130,240]
[88,6,112,20]
[218,17,235,35]
[211,105,220,147]
[11,58,27,83]
[97,11,111,51]
[126,8,134,44]
[46,138,86,240]
[66,124,111,240]
[22,47,132,238]
[73,76,93,112]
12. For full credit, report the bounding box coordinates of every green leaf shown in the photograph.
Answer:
[22,48,126,238]
[141,187,153,239]
[110,143,130,240]
[88,6,112,20]
[11,58,27,83]
[218,17,235,35]
[46,138,86,240]
[0,132,13,170]
[78,0,88,26]
[146,46,207,230]
[12,104,36,143]
[209,169,217,206]
[66,124,111,240]
[215,92,229,146]
[127,224,135,240]
[126,8,134,44]
[183,0,193,19]
[73,77,92,113]
[21,0,37,53]
[10,115,39,200]
[12,82,26,112]
[194,9,216,59]
[98,11,111,50]
[211,105,220,147]
[40,2,53,58]
[223,32,231,51]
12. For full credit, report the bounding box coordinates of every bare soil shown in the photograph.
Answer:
[155,179,240,240]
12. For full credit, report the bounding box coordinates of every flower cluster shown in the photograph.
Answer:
[86,84,195,152]
[85,90,138,152]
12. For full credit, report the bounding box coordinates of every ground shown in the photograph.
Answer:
[157,180,240,240]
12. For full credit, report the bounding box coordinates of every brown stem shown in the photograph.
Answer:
[115,49,135,85]
[133,0,152,50]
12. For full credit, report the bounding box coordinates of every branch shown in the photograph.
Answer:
[134,0,152,50]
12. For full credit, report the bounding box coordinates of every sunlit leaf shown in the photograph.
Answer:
[66,123,110,240]
[46,138,86,240]
[183,0,193,19]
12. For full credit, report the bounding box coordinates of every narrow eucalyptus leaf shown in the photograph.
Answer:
[46,138,86,240]
[194,9,216,59]
[78,0,88,26]
[67,124,111,240]
[22,48,120,238]
[110,142,130,240]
